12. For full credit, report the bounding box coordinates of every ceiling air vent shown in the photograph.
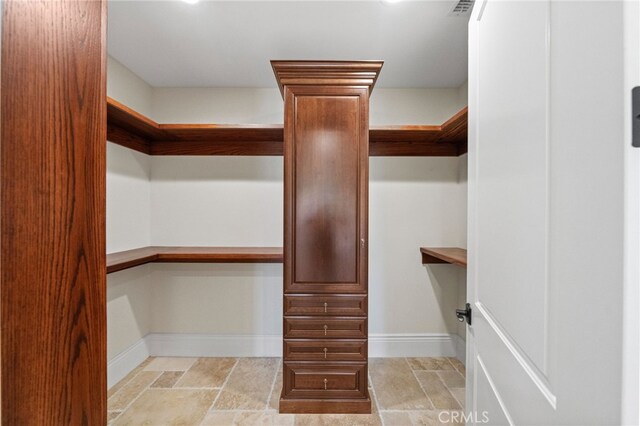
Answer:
[448,0,474,17]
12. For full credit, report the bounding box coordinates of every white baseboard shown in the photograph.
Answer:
[454,334,466,365]
[368,333,459,357]
[108,338,150,389]
[108,332,466,389]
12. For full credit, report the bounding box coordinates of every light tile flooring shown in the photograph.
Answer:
[108,357,466,426]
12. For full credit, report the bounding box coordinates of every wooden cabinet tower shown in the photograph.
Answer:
[272,60,383,414]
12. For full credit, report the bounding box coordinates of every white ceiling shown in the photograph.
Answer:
[108,1,469,88]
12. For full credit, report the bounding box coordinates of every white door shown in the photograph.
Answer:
[622,1,640,424]
[467,1,628,424]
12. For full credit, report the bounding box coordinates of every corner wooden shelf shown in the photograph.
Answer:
[420,247,467,268]
[107,246,283,274]
[107,97,467,156]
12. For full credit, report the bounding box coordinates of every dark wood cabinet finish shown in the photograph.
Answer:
[1,0,107,423]
[420,247,468,267]
[284,317,367,339]
[284,340,367,361]
[107,246,283,274]
[293,95,360,284]
[283,362,368,400]
[273,60,382,414]
[107,97,467,157]
[284,295,367,316]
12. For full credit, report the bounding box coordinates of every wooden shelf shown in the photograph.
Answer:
[107,97,467,157]
[107,246,283,274]
[420,247,467,267]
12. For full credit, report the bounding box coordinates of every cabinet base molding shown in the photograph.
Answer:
[278,393,372,414]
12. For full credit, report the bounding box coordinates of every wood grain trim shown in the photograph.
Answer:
[107,122,152,154]
[282,362,368,400]
[369,107,468,156]
[368,139,459,156]
[107,97,164,139]
[106,97,468,157]
[283,339,368,362]
[271,60,384,97]
[420,247,468,267]
[151,140,283,156]
[1,0,107,423]
[107,246,284,274]
[106,247,159,274]
[278,396,372,414]
[155,246,284,263]
[283,295,367,317]
[437,106,468,155]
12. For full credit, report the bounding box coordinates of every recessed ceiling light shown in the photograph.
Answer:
[182,0,199,4]
[382,0,403,4]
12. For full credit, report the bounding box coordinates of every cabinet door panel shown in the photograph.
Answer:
[284,317,367,339]
[284,339,367,361]
[284,295,367,316]
[294,96,359,284]
[283,362,367,400]
[284,87,369,295]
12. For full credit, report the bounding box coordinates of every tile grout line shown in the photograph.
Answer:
[109,357,202,424]
[424,366,463,411]
[152,370,186,390]
[107,357,152,401]
[444,357,467,410]
[164,386,223,390]
[206,358,240,413]
[107,362,148,425]
[109,369,164,424]
[406,357,437,411]
[434,357,467,412]
[368,379,386,426]
[450,389,465,409]
[446,356,465,375]
[112,357,466,425]
[264,358,281,411]
[107,357,157,424]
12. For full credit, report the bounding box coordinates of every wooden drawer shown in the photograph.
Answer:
[283,362,367,400]
[284,295,367,316]
[284,317,366,339]
[284,339,367,361]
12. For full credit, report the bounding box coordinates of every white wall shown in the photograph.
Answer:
[152,87,465,126]
[455,81,469,343]
[148,88,468,340]
[107,57,469,368]
[107,56,153,364]
[149,155,284,336]
[456,153,468,342]
[368,157,463,336]
[107,56,153,117]
[152,88,282,124]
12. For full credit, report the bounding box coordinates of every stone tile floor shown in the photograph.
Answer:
[108,357,466,425]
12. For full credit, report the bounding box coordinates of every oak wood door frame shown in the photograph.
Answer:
[1,1,107,423]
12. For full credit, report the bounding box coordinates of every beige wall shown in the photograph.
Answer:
[151,86,465,126]
[107,57,154,360]
[106,55,469,360]
[457,153,468,341]
[107,56,153,117]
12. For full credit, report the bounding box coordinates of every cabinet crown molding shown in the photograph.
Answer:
[271,60,384,98]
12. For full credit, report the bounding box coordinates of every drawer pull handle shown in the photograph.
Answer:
[324,302,328,313]
[324,378,328,390]
[323,347,328,359]
[323,324,328,336]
